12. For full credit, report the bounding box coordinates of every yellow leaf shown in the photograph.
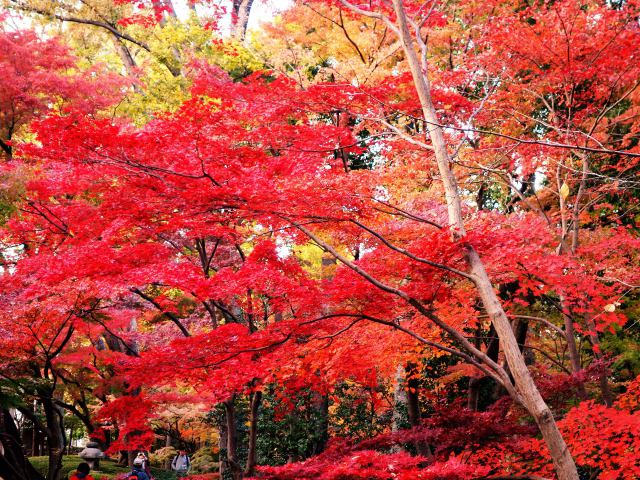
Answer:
[560,182,570,199]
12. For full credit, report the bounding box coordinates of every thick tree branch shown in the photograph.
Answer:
[131,287,191,337]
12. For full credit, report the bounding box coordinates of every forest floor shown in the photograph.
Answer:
[29,455,179,480]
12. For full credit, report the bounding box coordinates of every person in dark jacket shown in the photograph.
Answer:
[128,458,150,480]
[135,452,152,478]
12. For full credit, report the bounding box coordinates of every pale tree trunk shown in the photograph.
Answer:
[406,365,420,428]
[31,400,38,456]
[387,1,580,479]
[111,35,138,76]
[391,365,408,453]
[231,0,255,41]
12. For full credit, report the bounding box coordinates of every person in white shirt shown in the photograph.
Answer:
[171,449,191,478]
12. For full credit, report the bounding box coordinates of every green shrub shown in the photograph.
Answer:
[191,446,218,473]
[29,455,129,479]
[150,446,178,470]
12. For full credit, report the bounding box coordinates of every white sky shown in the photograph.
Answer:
[247,0,293,29]
[173,0,293,32]
[4,1,293,34]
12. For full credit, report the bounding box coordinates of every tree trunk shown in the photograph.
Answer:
[224,397,242,480]
[405,363,432,457]
[42,398,65,480]
[0,409,45,480]
[244,391,262,476]
[111,35,139,78]
[485,325,506,405]
[68,425,73,454]
[468,323,484,411]
[310,393,329,456]
[391,364,408,453]
[467,376,481,411]
[467,252,579,480]
[31,402,38,456]
[231,0,255,41]
[392,364,408,433]
[406,381,420,427]
[585,315,613,406]
[390,1,579,478]
[559,298,588,400]
[164,432,172,470]
[504,319,532,383]
[218,410,228,479]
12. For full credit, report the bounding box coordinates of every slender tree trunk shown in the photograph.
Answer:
[570,154,589,255]
[467,376,481,411]
[224,397,242,480]
[389,2,579,478]
[515,319,530,356]
[485,325,506,405]
[31,401,38,456]
[68,426,73,454]
[311,393,329,456]
[391,365,408,453]
[554,155,587,400]
[466,252,578,480]
[585,315,613,406]
[563,152,612,406]
[244,391,262,476]
[392,364,408,434]
[218,410,229,479]
[405,363,432,457]
[406,378,420,428]
[559,304,588,400]
[164,432,172,470]
[504,319,532,383]
[111,35,139,78]
[468,324,484,411]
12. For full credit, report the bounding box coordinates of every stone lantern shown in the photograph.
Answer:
[79,441,105,470]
